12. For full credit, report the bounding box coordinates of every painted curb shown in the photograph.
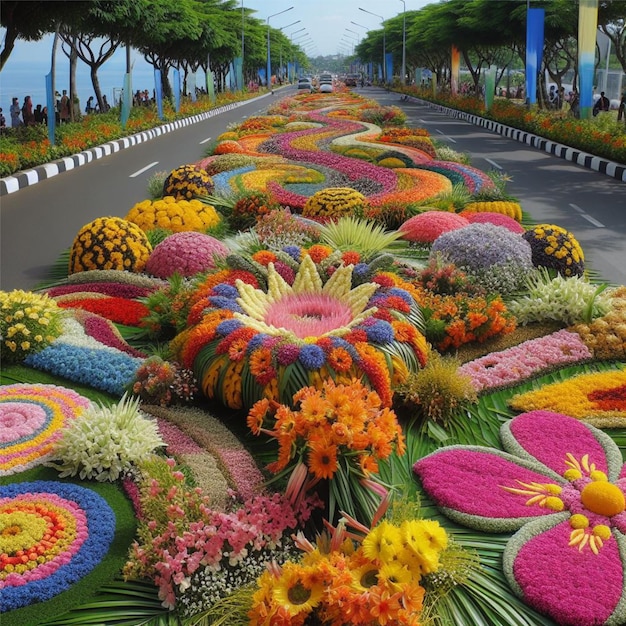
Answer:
[408,97,626,183]
[0,92,273,196]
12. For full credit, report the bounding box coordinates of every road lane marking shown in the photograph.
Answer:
[484,158,502,170]
[129,162,159,177]
[569,203,605,228]
[435,129,456,143]
[199,136,212,144]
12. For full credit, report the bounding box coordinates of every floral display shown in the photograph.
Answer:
[399,210,470,244]
[71,309,146,357]
[54,293,149,326]
[124,456,319,612]
[125,196,221,234]
[248,378,405,521]
[145,231,229,278]
[0,290,64,363]
[507,368,626,427]
[68,217,152,274]
[48,393,163,481]
[458,329,593,392]
[230,191,276,230]
[0,481,115,612]
[162,164,214,200]
[176,253,428,409]
[253,208,321,250]
[128,355,198,406]
[250,512,449,625]
[459,210,525,234]
[462,200,523,222]
[522,224,585,277]
[430,223,534,295]
[0,384,90,476]
[302,186,369,220]
[414,410,626,626]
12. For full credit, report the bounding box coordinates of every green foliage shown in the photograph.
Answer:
[147,170,168,199]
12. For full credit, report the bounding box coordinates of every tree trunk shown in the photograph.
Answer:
[69,39,78,122]
[91,67,104,113]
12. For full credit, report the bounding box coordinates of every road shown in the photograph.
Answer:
[1,86,624,292]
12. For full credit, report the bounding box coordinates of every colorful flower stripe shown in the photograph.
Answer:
[211,165,257,195]
[44,282,154,299]
[0,481,115,612]
[458,329,593,392]
[55,294,149,327]
[142,405,265,501]
[0,384,90,476]
[371,168,453,206]
[414,410,626,626]
[24,342,142,396]
[418,160,495,194]
[508,368,626,427]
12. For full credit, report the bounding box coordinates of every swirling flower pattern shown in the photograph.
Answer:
[0,481,116,612]
[0,385,90,476]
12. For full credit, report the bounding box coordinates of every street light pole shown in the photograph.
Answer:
[359,8,386,84]
[399,0,406,85]
[267,6,293,90]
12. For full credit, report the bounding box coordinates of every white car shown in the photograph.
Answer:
[319,81,333,93]
[297,78,313,93]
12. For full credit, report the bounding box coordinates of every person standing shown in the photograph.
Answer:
[59,90,70,123]
[21,95,35,126]
[592,91,610,116]
[9,97,22,127]
[0,108,6,132]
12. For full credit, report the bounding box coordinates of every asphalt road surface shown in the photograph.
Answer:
[1,86,624,292]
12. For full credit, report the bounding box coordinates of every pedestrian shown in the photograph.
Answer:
[10,97,22,127]
[618,91,626,124]
[21,95,35,126]
[59,89,70,123]
[0,108,6,132]
[41,106,48,125]
[85,96,95,114]
[592,91,610,116]
[569,90,580,119]
[101,95,110,112]
[33,104,44,124]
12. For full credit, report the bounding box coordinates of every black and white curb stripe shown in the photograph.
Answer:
[409,97,626,183]
[0,92,273,196]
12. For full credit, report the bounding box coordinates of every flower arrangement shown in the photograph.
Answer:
[302,187,369,221]
[162,164,214,200]
[0,481,116,612]
[128,355,197,406]
[458,329,593,393]
[507,368,626,427]
[414,410,626,626]
[0,290,64,363]
[522,224,585,277]
[359,104,407,126]
[416,254,484,296]
[253,208,321,250]
[399,211,470,244]
[145,231,229,278]
[68,216,152,274]
[459,210,525,234]
[507,268,611,326]
[229,190,276,230]
[175,252,428,409]
[125,196,221,234]
[249,507,449,625]
[47,393,164,481]
[462,200,523,222]
[124,455,319,611]
[570,286,626,360]
[0,384,90,476]
[430,223,534,295]
[54,293,149,326]
[413,287,516,352]
[248,378,405,522]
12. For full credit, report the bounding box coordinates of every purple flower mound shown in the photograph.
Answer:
[431,223,533,295]
[399,211,470,244]
[460,211,525,234]
[146,232,229,279]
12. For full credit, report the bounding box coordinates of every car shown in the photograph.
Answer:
[345,73,359,87]
[319,81,333,93]
[297,78,313,93]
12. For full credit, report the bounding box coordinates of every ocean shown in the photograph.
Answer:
[0,39,206,114]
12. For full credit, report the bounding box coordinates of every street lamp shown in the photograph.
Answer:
[267,6,293,89]
[359,8,386,84]
[399,0,406,85]
[346,28,361,42]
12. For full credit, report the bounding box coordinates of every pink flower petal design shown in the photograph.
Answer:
[502,410,624,481]
[504,515,626,626]
[414,447,563,532]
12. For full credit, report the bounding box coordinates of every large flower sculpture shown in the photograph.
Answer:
[414,410,626,626]
[176,252,428,409]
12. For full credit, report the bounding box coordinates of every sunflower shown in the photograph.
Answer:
[307,439,339,480]
[272,564,324,617]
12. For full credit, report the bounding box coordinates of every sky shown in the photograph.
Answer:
[0,0,432,107]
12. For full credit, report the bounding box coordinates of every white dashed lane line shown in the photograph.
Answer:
[435,129,456,143]
[199,136,212,144]
[129,162,159,178]
[484,158,502,170]
[570,203,605,228]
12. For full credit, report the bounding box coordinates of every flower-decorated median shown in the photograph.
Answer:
[1,88,625,626]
